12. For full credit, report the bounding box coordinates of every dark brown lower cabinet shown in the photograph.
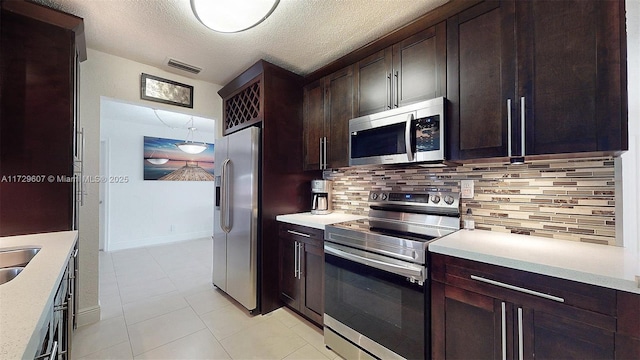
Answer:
[278,223,324,326]
[431,253,638,360]
[434,282,506,359]
[616,292,640,359]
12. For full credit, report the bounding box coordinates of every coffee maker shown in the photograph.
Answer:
[311,180,332,215]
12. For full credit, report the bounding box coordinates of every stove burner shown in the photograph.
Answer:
[369,227,436,242]
[325,191,461,263]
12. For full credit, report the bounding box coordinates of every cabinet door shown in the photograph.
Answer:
[517,0,626,155]
[278,236,299,309]
[447,1,516,160]
[393,22,446,108]
[355,48,393,116]
[325,65,354,169]
[303,79,324,171]
[1,10,75,236]
[434,283,510,360]
[616,291,640,359]
[521,307,615,360]
[300,241,324,325]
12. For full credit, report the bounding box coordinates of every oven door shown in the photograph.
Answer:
[324,242,427,360]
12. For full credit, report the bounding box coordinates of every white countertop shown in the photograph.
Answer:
[429,229,640,294]
[276,212,367,230]
[0,231,78,360]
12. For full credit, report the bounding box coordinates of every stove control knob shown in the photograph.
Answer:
[371,193,379,200]
[431,195,441,204]
[381,193,388,201]
[444,195,455,205]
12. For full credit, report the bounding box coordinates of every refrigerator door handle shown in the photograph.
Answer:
[220,158,232,233]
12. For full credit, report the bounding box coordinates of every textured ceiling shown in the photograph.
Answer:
[32,0,448,86]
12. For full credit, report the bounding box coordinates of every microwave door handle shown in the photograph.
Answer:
[405,113,414,162]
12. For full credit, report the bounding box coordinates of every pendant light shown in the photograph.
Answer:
[176,117,208,154]
[146,158,169,165]
[191,0,279,33]
[145,149,170,165]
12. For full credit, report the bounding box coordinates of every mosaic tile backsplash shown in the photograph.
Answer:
[324,157,619,245]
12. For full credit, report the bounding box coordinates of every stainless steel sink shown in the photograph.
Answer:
[0,247,41,268]
[0,267,25,285]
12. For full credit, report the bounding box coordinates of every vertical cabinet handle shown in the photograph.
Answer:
[297,242,302,279]
[387,73,392,109]
[290,240,304,280]
[507,99,512,157]
[74,128,86,207]
[501,302,507,360]
[520,96,526,156]
[293,241,299,278]
[518,307,524,360]
[81,127,86,205]
[319,138,323,170]
[318,137,328,170]
[323,137,327,170]
[394,71,399,108]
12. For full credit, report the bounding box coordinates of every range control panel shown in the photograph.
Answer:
[368,191,460,214]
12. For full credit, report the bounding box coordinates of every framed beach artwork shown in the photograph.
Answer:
[143,136,214,181]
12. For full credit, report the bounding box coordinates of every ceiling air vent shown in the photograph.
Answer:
[167,58,202,74]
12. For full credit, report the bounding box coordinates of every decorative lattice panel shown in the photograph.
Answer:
[225,81,261,131]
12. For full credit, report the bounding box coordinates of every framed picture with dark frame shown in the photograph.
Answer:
[140,73,194,108]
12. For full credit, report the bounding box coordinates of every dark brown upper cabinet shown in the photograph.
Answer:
[354,22,446,117]
[447,0,627,161]
[1,1,86,236]
[303,65,354,171]
[517,0,626,156]
[446,1,515,160]
[303,79,325,171]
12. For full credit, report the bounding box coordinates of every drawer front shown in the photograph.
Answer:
[431,253,617,317]
[278,222,324,247]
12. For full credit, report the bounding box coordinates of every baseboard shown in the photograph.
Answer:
[107,231,212,251]
[76,305,101,327]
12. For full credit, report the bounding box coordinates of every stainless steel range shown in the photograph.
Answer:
[324,190,461,360]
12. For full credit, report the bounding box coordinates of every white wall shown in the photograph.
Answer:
[78,48,223,325]
[624,0,640,256]
[101,103,215,251]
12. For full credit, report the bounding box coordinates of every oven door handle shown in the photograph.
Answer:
[324,243,425,281]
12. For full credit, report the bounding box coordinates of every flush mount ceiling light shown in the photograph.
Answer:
[191,0,279,33]
[176,117,208,154]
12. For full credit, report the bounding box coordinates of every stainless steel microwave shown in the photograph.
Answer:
[349,97,445,166]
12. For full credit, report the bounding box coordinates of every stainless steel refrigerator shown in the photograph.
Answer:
[213,126,260,312]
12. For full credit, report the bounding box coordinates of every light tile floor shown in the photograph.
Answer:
[72,238,339,360]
